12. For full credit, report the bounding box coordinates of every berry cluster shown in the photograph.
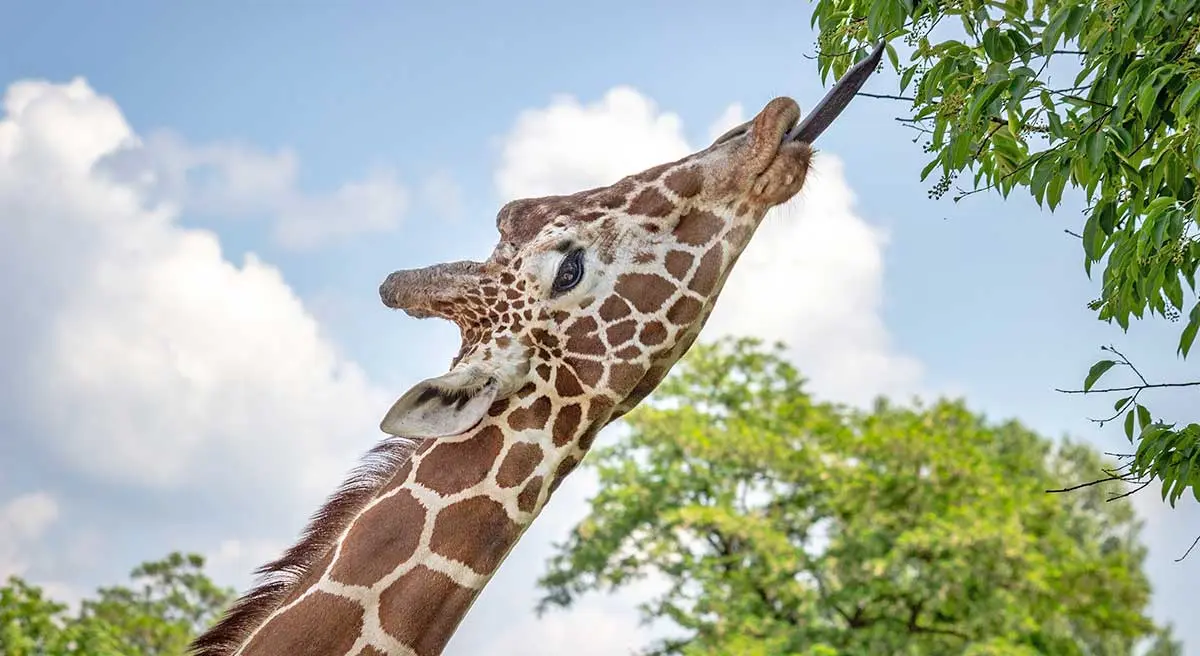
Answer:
[928,170,958,199]
[905,12,938,48]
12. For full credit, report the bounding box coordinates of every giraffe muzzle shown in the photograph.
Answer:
[785,41,885,144]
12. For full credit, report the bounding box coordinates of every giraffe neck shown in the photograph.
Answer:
[234,384,609,656]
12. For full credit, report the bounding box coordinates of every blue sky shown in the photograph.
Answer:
[0,1,1196,653]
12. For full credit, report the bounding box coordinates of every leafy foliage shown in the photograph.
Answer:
[806,0,1200,507]
[537,338,1177,655]
[0,552,234,656]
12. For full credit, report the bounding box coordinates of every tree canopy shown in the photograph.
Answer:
[0,552,233,656]
[804,0,1200,511]
[537,338,1179,655]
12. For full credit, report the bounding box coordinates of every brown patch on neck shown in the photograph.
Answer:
[428,497,523,575]
[379,566,477,656]
[240,591,363,656]
[414,425,505,496]
[328,489,426,587]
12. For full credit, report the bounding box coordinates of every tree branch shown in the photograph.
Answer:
[1055,381,1200,394]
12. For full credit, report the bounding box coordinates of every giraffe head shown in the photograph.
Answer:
[378,46,883,440]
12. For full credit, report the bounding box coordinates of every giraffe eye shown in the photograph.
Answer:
[552,248,586,294]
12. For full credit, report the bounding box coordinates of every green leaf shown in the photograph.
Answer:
[1125,408,1137,440]
[1179,302,1200,357]
[1180,80,1200,116]
[1085,131,1105,169]
[982,27,1015,62]
[900,66,918,93]
[920,157,940,181]
[1040,90,1055,112]
[1137,404,1152,430]
[1047,171,1066,209]
[1084,360,1116,391]
[1082,213,1101,261]
[1047,111,1063,138]
[1114,395,1132,411]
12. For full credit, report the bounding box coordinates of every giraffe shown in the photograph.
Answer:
[189,44,883,656]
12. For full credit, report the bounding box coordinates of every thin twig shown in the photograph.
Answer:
[859,92,916,102]
[1107,480,1151,501]
[1105,345,1149,386]
[1046,474,1135,493]
[1177,534,1200,562]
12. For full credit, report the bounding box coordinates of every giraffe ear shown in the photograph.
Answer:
[379,369,500,439]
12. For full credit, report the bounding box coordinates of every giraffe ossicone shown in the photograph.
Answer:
[190,44,883,656]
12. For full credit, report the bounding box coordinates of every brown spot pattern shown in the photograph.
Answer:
[564,316,603,355]
[615,345,642,360]
[379,566,476,656]
[628,187,675,217]
[615,273,676,313]
[554,366,585,397]
[606,320,637,345]
[640,321,668,346]
[496,442,543,488]
[567,358,604,387]
[329,490,425,586]
[597,296,632,321]
[664,250,694,280]
[608,362,647,394]
[667,296,703,325]
[429,497,522,575]
[518,476,544,513]
[674,209,724,246]
[552,403,583,446]
[664,167,703,197]
[242,591,362,656]
[689,248,723,295]
[415,425,504,496]
[508,397,553,431]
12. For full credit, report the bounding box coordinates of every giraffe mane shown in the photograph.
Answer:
[188,435,421,656]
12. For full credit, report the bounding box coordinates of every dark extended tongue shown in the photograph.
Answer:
[785,41,886,143]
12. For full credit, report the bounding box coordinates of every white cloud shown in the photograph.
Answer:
[0,78,390,510]
[0,492,59,579]
[492,87,922,405]
[97,128,410,250]
[495,86,692,202]
[421,170,465,221]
